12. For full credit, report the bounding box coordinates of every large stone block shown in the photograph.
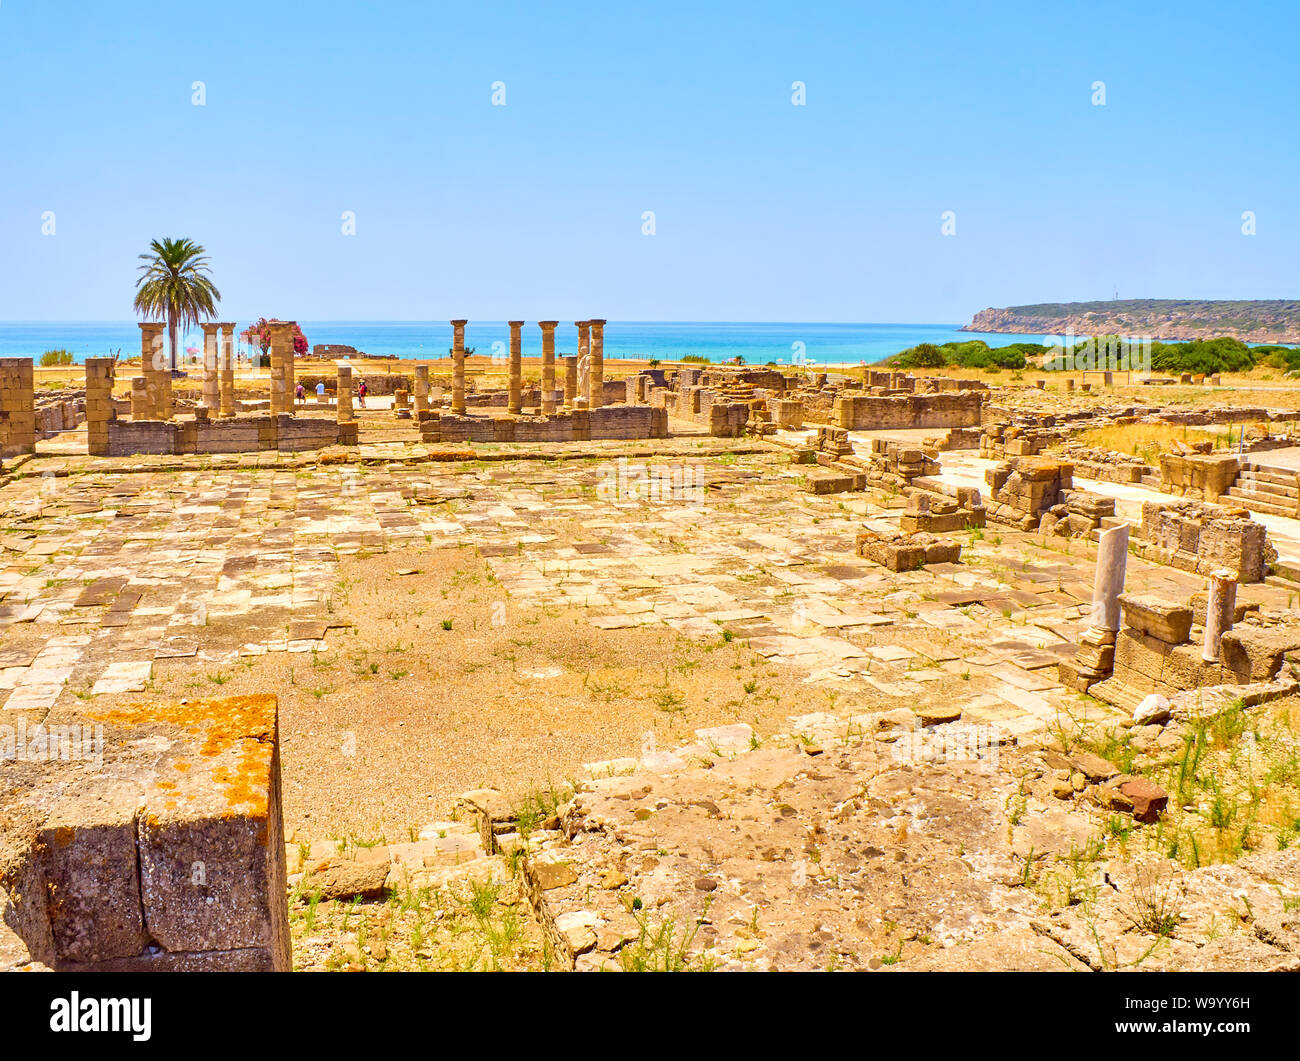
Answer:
[2,695,291,972]
[1119,594,1193,644]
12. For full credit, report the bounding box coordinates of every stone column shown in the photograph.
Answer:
[139,322,168,419]
[538,321,558,413]
[268,322,297,415]
[284,323,297,413]
[336,364,353,422]
[219,323,236,416]
[564,355,578,408]
[0,357,36,457]
[84,357,115,456]
[1087,522,1130,639]
[201,322,220,413]
[576,320,591,406]
[1202,569,1238,662]
[507,321,524,414]
[589,319,606,409]
[414,365,429,413]
[451,319,468,414]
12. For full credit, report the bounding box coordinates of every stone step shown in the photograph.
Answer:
[1269,558,1300,585]
[1087,676,1143,712]
[1244,463,1296,480]
[1224,490,1296,518]
[1266,573,1300,593]
[1234,472,1299,495]
[1139,474,1162,489]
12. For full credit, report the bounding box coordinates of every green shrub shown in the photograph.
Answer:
[894,342,946,368]
[39,349,74,366]
[1150,336,1254,374]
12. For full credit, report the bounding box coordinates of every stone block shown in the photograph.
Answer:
[1119,594,1193,644]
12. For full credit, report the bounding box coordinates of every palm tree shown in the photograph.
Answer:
[132,238,221,371]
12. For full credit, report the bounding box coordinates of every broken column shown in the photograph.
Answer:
[268,321,294,415]
[201,322,220,414]
[589,319,606,409]
[507,321,524,414]
[219,322,236,417]
[0,357,36,457]
[84,357,115,457]
[576,320,591,406]
[1088,522,1130,637]
[336,364,353,422]
[564,355,578,407]
[130,378,149,420]
[539,321,558,413]
[139,322,169,419]
[414,365,429,413]
[1059,522,1130,692]
[451,319,468,414]
[1201,569,1238,662]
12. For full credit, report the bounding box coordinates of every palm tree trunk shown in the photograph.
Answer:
[168,311,178,372]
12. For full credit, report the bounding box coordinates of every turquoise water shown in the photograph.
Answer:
[0,320,1052,366]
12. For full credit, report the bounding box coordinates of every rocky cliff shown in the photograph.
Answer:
[965,300,1300,343]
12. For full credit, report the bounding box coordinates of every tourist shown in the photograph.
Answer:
[316,380,326,403]
[357,379,368,407]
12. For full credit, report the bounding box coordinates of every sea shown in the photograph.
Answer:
[0,321,1053,367]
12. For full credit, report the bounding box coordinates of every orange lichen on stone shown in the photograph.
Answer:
[86,695,277,817]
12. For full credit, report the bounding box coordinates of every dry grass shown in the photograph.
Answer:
[1075,422,1243,463]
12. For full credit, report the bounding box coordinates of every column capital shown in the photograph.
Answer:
[575,320,590,328]
[138,321,164,333]
[450,319,469,326]
[507,320,525,327]
[538,320,559,329]
[589,319,607,327]
[200,321,219,333]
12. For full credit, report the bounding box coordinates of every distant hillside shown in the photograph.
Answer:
[965,300,1300,343]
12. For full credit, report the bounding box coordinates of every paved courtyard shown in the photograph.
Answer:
[4,437,1291,832]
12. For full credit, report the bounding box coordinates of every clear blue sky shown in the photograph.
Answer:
[1,0,1295,322]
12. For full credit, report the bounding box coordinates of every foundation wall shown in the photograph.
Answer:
[106,415,355,456]
[834,391,983,431]
[1159,453,1241,502]
[0,357,36,458]
[423,406,667,445]
[1136,500,1272,583]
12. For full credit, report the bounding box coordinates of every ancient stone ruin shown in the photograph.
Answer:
[1,696,290,971]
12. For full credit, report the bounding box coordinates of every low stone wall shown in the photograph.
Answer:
[423,405,668,445]
[834,391,983,431]
[1159,453,1240,501]
[655,390,750,437]
[0,695,291,971]
[1136,499,1273,583]
[107,414,356,456]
